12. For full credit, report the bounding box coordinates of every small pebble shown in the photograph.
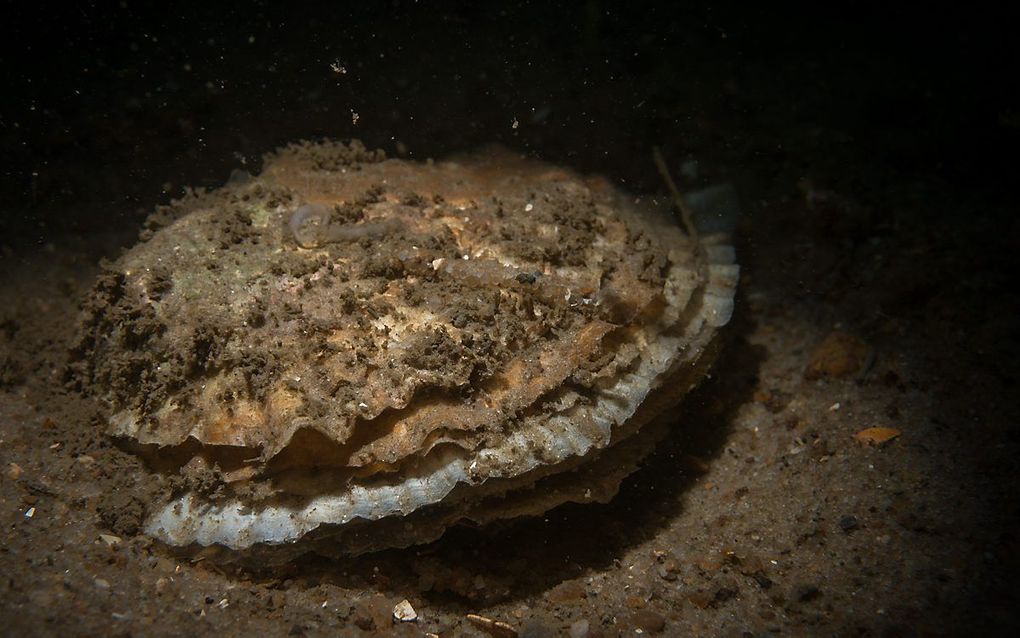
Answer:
[569,619,590,638]
[353,594,392,631]
[804,331,871,380]
[628,609,666,634]
[793,584,821,602]
[393,599,418,623]
[839,515,860,533]
[657,562,679,582]
[94,578,111,590]
[688,591,713,609]
[752,572,774,589]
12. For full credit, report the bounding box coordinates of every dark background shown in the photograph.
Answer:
[1,2,1015,243]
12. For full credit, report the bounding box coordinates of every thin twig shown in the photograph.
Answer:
[652,146,698,239]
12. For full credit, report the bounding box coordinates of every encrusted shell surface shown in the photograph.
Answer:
[73,140,738,556]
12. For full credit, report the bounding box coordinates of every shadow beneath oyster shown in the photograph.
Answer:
[224,300,764,608]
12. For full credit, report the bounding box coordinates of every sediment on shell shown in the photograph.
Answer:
[71,140,739,557]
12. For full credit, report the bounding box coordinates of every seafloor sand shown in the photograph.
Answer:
[2,151,1016,635]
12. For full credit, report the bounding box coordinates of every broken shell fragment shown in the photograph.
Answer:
[393,599,418,623]
[71,140,738,559]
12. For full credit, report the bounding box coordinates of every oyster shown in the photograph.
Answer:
[72,140,738,558]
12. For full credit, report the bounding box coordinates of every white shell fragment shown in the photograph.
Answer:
[72,140,739,557]
[393,599,418,623]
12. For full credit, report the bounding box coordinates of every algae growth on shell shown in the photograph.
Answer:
[69,140,739,558]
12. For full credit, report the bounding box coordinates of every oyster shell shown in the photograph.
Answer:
[72,140,738,557]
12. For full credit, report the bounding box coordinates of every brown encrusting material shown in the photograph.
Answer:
[67,140,738,556]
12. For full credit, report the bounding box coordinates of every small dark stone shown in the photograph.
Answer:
[96,490,146,536]
[353,594,392,631]
[793,584,821,602]
[752,572,773,590]
[515,272,537,284]
[839,515,860,533]
[353,614,374,631]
